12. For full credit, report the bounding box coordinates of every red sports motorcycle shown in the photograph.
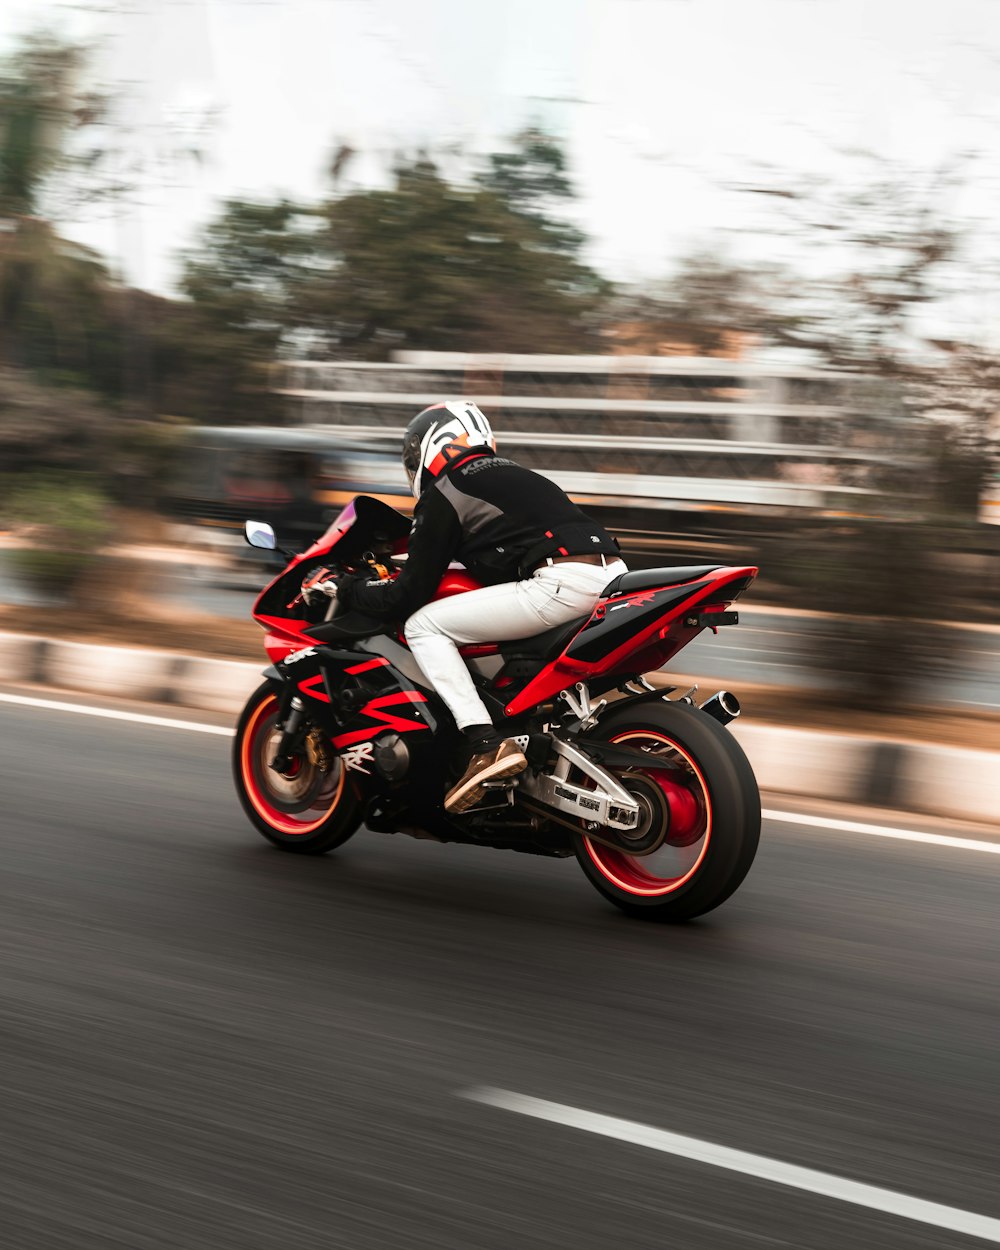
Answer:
[232,496,761,920]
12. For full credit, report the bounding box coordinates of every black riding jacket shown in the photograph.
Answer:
[340,450,619,622]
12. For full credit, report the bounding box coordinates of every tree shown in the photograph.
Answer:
[176,197,325,420]
[180,132,606,362]
[734,158,1000,703]
[313,148,605,357]
[602,249,808,356]
[0,32,120,386]
[0,31,85,217]
[476,126,586,259]
[180,198,321,346]
[740,161,965,373]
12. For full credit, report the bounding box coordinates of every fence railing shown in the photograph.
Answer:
[271,352,916,517]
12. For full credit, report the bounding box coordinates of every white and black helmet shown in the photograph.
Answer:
[401,401,496,498]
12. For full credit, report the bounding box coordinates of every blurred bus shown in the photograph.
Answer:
[163,426,411,560]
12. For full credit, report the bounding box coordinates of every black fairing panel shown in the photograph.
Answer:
[566,581,712,664]
[277,643,436,732]
[304,611,387,642]
[602,565,724,596]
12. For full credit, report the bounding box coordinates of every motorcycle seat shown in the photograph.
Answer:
[603,565,723,596]
[500,614,590,662]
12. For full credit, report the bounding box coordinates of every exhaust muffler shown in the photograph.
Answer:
[699,690,741,725]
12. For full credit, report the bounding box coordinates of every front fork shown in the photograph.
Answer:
[269,688,306,774]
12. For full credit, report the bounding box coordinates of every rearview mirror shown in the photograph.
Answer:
[244,520,276,550]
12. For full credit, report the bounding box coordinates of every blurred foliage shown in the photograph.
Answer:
[1,470,112,597]
[907,344,1000,518]
[732,159,1000,704]
[476,126,587,258]
[0,31,88,217]
[1,218,113,379]
[315,154,605,355]
[756,163,962,371]
[181,137,606,360]
[0,366,183,506]
[0,365,111,468]
[0,30,278,428]
[181,198,319,349]
[772,520,956,709]
[602,250,809,355]
[1,30,997,710]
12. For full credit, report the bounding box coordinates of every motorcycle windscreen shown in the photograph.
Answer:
[300,495,412,561]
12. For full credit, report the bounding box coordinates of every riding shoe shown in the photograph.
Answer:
[444,739,528,814]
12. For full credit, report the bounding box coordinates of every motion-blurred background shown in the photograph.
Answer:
[2,10,1000,1250]
[1,0,998,739]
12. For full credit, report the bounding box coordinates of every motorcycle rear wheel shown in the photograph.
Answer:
[574,700,760,921]
[233,682,361,854]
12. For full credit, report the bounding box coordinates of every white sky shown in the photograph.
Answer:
[3,0,1000,330]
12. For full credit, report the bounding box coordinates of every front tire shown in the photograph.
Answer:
[574,700,760,920]
[233,682,361,854]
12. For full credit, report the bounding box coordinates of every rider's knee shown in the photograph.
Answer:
[404,608,434,643]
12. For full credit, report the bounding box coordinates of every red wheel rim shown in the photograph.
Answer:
[583,730,711,896]
[240,694,345,836]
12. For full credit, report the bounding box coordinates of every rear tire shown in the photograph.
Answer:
[574,700,760,921]
[233,682,361,854]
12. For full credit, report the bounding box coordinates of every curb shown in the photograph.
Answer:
[1,630,996,826]
[0,631,261,717]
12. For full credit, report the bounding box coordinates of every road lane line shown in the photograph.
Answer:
[0,692,233,736]
[3,692,998,855]
[462,1088,1000,1245]
[763,809,1000,854]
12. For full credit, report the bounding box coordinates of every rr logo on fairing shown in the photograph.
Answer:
[341,741,375,773]
[608,590,658,613]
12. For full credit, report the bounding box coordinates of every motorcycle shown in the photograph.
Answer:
[232,495,761,920]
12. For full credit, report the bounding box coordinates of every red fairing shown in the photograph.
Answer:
[259,615,314,664]
[434,570,482,600]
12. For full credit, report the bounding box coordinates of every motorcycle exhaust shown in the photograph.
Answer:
[699,690,741,726]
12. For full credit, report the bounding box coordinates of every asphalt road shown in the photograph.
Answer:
[1,691,998,1249]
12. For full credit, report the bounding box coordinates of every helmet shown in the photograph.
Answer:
[401,401,496,498]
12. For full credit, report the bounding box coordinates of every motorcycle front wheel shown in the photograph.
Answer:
[574,700,760,921]
[233,682,361,854]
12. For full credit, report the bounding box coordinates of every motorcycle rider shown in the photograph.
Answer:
[328,401,627,814]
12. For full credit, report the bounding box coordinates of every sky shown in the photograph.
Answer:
[3,0,1000,327]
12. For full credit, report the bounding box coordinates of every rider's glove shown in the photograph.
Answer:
[301,576,340,606]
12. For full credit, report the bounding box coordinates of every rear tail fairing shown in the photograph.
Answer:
[502,566,757,717]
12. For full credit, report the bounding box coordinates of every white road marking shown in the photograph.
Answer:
[462,1088,1000,1245]
[0,692,234,736]
[763,808,1000,855]
[2,691,998,855]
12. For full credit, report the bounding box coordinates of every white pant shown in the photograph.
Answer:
[404,559,628,730]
